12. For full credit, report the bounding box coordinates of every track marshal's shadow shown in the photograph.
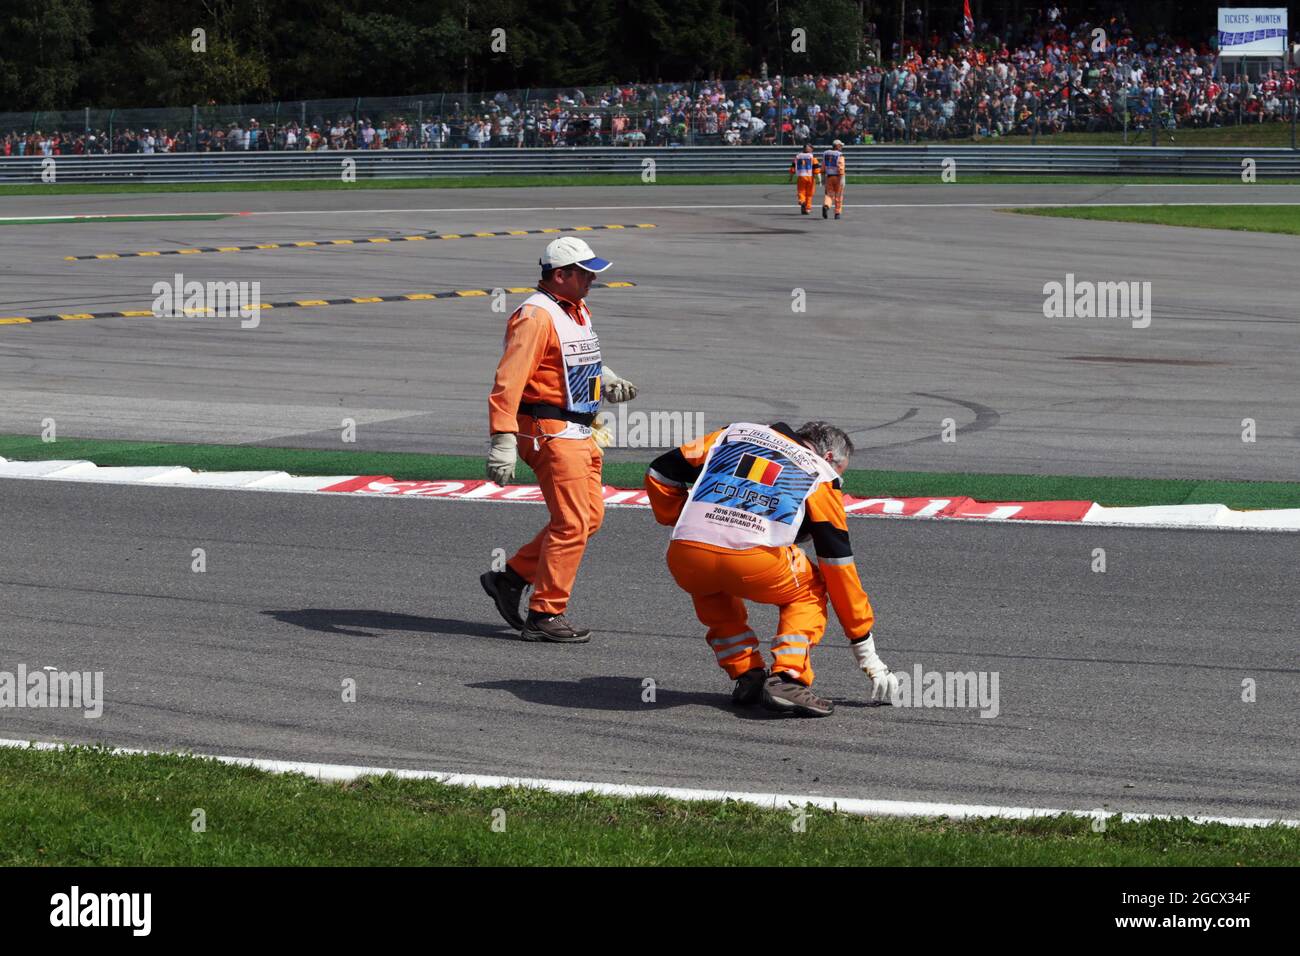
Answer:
[265,608,517,640]
[467,676,769,717]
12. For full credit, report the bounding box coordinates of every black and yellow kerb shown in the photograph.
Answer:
[63,224,656,261]
[0,283,637,326]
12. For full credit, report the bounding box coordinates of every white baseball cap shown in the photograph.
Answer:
[539,236,612,273]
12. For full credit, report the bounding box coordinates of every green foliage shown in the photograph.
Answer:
[0,0,93,110]
[780,0,864,75]
[132,34,272,106]
[0,0,877,110]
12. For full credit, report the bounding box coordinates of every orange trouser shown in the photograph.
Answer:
[823,175,844,212]
[666,539,828,686]
[795,177,816,209]
[508,414,604,615]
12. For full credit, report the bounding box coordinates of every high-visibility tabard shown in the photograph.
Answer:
[672,423,839,549]
[526,290,602,439]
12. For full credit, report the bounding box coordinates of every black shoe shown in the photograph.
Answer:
[761,673,834,717]
[480,569,527,630]
[822,204,828,218]
[801,206,809,214]
[834,212,841,219]
[732,667,768,706]
[522,611,591,643]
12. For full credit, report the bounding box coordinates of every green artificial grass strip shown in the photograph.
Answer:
[1011,203,1300,236]
[1,746,1293,866]
[3,434,1298,510]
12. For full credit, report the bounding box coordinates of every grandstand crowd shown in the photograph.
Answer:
[3,9,1296,155]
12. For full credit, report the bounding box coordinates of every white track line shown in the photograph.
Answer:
[2,738,1292,828]
[235,200,1300,216]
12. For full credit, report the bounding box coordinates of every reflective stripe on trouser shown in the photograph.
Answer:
[508,414,604,615]
[707,628,762,676]
[666,539,828,684]
[823,176,844,213]
[796,177,816,210]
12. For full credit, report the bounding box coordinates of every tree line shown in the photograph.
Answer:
[0,0,1232,112]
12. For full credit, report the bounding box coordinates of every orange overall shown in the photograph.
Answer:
[789,152,822,211]
[488,289,604,615]
[646,424,876,686]
[821,148,845,213]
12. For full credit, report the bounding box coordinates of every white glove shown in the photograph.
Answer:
[850,633,899,705]
[486,432,517,486]
[601,365,637,404]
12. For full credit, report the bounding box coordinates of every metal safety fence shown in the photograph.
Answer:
[2,145,1299,184]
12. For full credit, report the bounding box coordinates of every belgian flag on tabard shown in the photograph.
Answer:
[735,453,782,486]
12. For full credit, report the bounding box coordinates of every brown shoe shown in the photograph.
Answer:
[761,673,834,717]
[521,612,591,644]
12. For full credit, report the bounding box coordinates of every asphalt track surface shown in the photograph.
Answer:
[1,183,1299,480]
[1,477,1297,819]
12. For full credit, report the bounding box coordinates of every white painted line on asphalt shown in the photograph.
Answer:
[2,737,1293,829]
[26,198,1271,219]
[236,200,1300,216]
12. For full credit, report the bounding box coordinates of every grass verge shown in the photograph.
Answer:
[1,745,1293,866]
[2,434,1297,510]
[3,171,1300,197]
[1011,203,1300,236]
